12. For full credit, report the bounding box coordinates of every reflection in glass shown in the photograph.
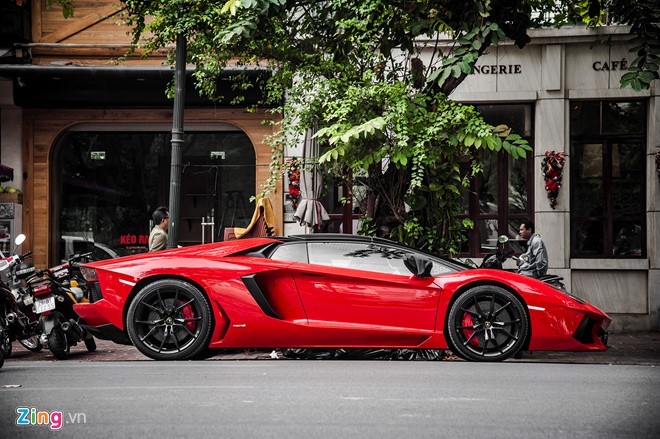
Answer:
[571,143,604,217]
[612,221,643,256]
[574,222,603,256]
[507,154,527,214]
[478,151,498,214]
[570,101,600,136]
[479,219,499,253]
[602,101,646,136]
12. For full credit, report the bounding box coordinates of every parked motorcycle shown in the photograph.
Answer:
[0,234,43,361]
[481,235,567,290]
[28,253,97,359]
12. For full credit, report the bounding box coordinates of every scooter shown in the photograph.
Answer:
[28,253,96,359]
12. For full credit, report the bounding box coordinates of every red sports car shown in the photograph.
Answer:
[74,234,610,362]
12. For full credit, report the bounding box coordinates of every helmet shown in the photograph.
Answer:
[15,262,36,280]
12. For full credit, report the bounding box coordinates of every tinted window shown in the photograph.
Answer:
[307,242,455,276]
[269,243,308,262]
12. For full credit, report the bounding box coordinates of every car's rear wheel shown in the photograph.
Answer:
[127,279,212,361]
[446,285,528,362]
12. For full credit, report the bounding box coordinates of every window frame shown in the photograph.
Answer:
[458,103,535,257]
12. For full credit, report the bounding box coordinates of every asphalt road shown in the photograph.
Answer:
[1,361,658,439]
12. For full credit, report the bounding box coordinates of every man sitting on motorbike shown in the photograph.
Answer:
[516,221,548,278]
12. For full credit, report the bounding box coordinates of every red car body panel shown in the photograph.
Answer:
[74,237,610,354]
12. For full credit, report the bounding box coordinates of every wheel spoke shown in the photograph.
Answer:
[177,317,202,323]
[495,327,519,340]
[157,290,167,312]
[456,323,481,330]
[174,298,195,312]
[139,325,160,342]
[492,318,520,326]
[489,295,495,317]
[459,307,480,318]
[157,328,168,353]
[462,328,483,347]
[473,297,485,317]
[492,301,511,317]
[142,301,164,315]
[135,320,161,326]
[170,328,181,352]
[174,323,198,339]
[480,338,490,356]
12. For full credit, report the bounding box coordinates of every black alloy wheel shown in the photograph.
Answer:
[19,336,43,353]
[48,327,70,360]
[447,285,529,362]
[126,279,213,361]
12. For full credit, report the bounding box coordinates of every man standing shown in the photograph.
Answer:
[149,206,169,252]
[516,220,548,278]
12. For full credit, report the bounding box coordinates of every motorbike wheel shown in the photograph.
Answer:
[84,335,97,353]
[19,336,43,353]
[446,285,529,362]
[0,334,11,358]
[48,327,70,360]
[127,279,212,361]
[0,348,4,369]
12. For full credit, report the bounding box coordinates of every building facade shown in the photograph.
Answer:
[1,4,658,331]
[0,1,283,269]
[415,27,659,331]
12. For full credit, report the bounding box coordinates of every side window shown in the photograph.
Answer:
[269,243,308,263]
[307,242,414,276]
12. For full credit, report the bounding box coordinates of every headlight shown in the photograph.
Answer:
[79,266,98,282]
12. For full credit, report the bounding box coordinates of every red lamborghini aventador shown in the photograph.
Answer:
[74,234,610,361]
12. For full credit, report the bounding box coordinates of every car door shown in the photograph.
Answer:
[287,241,442,334]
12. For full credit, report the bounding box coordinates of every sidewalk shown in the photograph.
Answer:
[6,332,659,365]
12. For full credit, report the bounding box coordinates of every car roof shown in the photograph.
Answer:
[277,233,470,270]
[283,234,393,245]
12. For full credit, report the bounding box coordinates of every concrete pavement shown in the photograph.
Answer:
[4,331,659,366]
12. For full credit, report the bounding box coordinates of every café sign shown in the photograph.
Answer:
[592,59,628,71]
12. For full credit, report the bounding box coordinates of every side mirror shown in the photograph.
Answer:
[404,255,433,278]
[15,234,26,246]
[497,235,509,244]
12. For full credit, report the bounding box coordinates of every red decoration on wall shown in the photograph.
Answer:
[541,151,565,210]
[287,158,301,208]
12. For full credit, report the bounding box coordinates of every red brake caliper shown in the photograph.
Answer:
[461,312,480,348]
[179,301,196,332]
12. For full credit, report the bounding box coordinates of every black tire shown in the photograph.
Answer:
[446,285,528,362]
[126,279,213,360]
[84,335,97,353]
[0,333,11,358]
[0,348,4,369]
[49,327,70,360]
[19,336,43,353]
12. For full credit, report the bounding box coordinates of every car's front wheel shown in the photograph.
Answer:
[126,279,212,360]
[446,285,528,362]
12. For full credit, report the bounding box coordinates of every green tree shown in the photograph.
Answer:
[61,0,660,254]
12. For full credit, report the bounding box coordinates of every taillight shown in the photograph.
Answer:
[33,283,52,297]
[80,266,98,282]
[50,262,70,279]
